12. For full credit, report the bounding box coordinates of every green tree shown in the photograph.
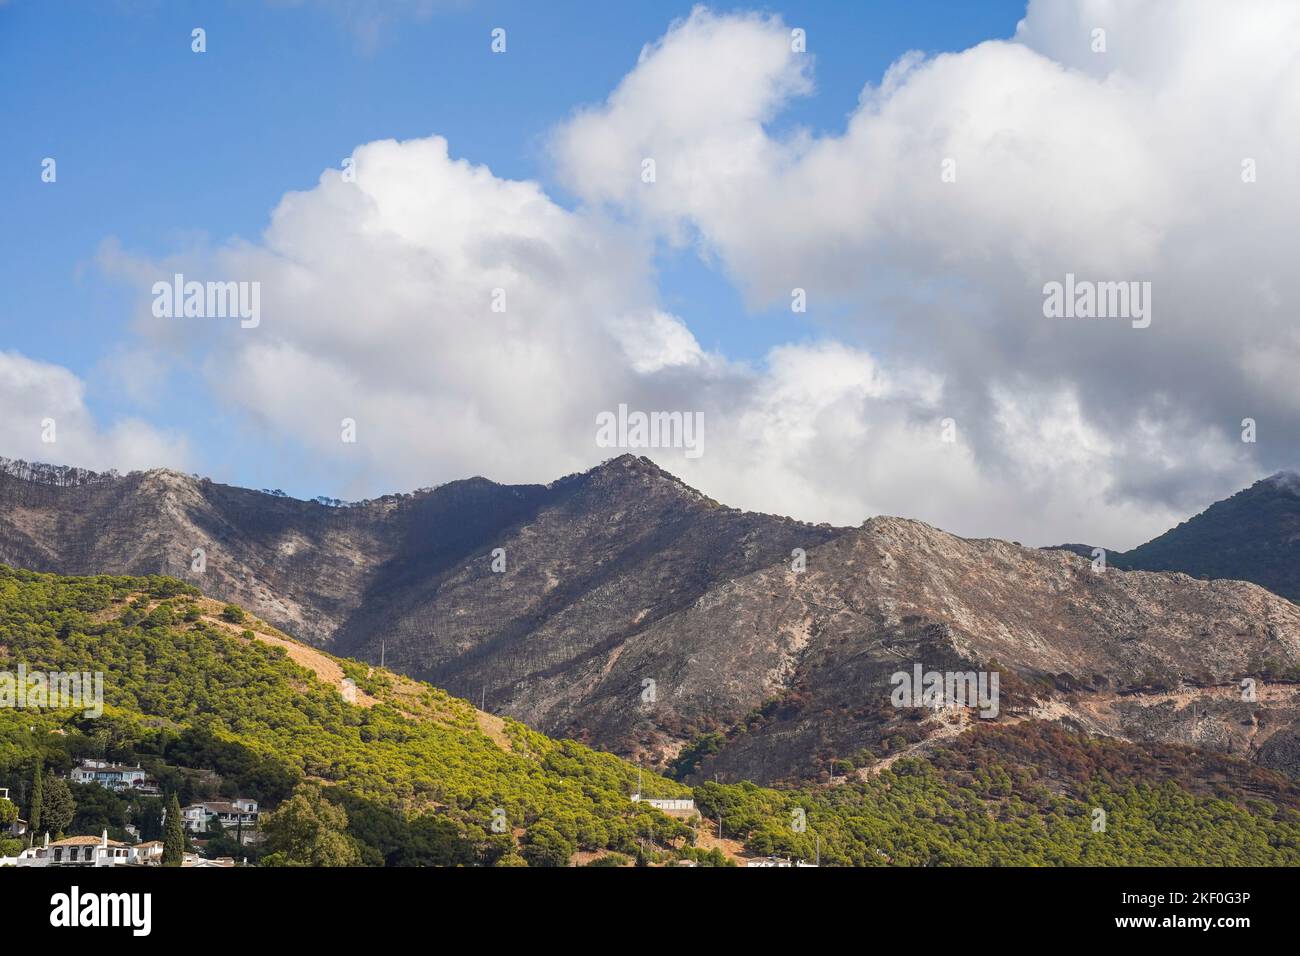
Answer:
[136,798,164,842]
[28,761,42,846]
[220,604,246,624]
[202,813,241,859]
[0,796,17,828]
[260,783,362,867]
[521,821,575,868]
[41,777,76,838]
[144,604,175,629]
[162,793,186,866]
[68,783,128,837]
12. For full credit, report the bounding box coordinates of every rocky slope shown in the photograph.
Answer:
[4,455,1300,785]
[498,513,1300,783]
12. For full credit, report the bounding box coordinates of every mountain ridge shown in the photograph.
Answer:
[5,453,1300,785]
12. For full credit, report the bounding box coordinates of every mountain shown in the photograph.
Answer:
[0,455,840,756]
[1115,472,1300,602]
[4,565,1298,866]
[536,513,1300,784]
[4,455,1300,788]
[0,454,834,660]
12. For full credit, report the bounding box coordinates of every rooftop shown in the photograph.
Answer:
[50,835,129,848]
[75,761,147,773]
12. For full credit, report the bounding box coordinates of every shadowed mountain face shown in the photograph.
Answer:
[0,455,841,733]
[3,455,1300,786]
[1114,472,1300,603]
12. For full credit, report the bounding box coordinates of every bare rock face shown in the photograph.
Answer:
[3,455,1299,785]
[497,514,1300,783]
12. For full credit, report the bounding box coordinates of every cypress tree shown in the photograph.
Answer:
[162,793,185,866]
[28,761,42,848]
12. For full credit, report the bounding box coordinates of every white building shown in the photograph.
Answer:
[631,795,697,814]
[134,840,165,865]
[69,759,159,793]
[16,831,138,867]
[744,856,818,868]
[177,798,260,844]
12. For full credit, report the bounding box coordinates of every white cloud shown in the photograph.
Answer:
[0,351,189,473]
[99,1,1296,548]
[108,136,721,493]
[549,0,1296,539]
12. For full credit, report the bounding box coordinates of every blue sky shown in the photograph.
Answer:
[2,1,1286,548]
[0,0,1024,492]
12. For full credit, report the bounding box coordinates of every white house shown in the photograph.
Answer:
[69,759,159,793]
[134,840,165,865]
[631,795,697,814]
[176,798,260,844]
[16,831,138,867]
[744,856,818,868]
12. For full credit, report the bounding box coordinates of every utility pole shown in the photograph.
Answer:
[380,641,385,669]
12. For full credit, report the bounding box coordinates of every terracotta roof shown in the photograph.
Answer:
[51,836,129,847]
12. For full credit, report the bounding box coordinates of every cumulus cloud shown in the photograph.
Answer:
[99,0,1298,548]
[104,136,727,495]
[0,351,189,473]
[550,0,1298,537]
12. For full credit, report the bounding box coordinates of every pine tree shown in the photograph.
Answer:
[28,761,42,848]
[162,793,185,866]
[260,783,361,867]
[41,778,76,839]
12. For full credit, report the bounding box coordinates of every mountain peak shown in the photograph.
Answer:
[567,453,718,504]
[1118,470,1300,601]
[591,453,675,478]
[1262,471,1300,496]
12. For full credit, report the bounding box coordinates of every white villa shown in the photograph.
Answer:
[631,795,697,815]
[15,831,138,867]
[175,798,260,844]
[745,856,819,868]
[69,759,159,794]
[134,840,165,865]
